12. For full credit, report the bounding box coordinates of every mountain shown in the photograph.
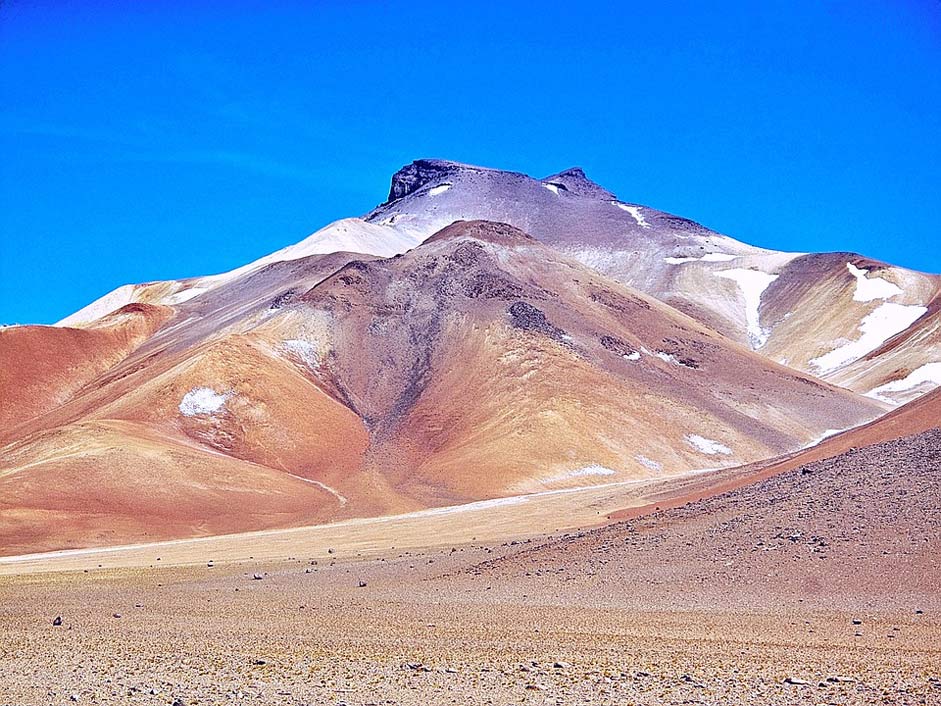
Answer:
[56,159,940,405]
[4,157,938,555]
[364,159,941,404]
[0,220,883,554]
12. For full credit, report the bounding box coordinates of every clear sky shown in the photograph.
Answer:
[2,1,939,324]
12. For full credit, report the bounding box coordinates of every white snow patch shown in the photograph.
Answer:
[567,465,617,478]
[686,434,732,456]
[542,183,560,195]
[428,183,451,196]
[866,362,941,402]
[654,351,695,368]
[179,387,232,417]
[56,284,136,327]
[714,268,779,348]
[655,351,679,365]
[613,202,650,228]
[635,455,662,471]
[847,263,902,302]
[163,287,208,305]
[623,351,641,361]
[664,253,738,264]
[281,339,320,368]
[810,303,928,373]
[202,218,422,286]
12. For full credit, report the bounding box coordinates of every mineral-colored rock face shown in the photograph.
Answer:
[0,158,938,555]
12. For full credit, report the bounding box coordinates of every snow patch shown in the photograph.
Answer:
[654,351,695,368]
[635,455,662,471]
[428,183,451,196]
[714,268,779,348]
[623,351,641,361]
[56,284,136,327]
[664,253,738,264]
[542,183,560,195]
[179,387,232,417]
[847,263,902,302]
[686,434,732,456]
[163,287,208,305]
[810,303,928,373]
[613,202,650,228]
[567,464,617,478]
[655,351,679,365]
[866,362,941,402]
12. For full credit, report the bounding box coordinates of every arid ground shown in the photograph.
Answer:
[1,430,938,706]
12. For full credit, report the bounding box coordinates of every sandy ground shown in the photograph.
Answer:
[1,431,938,705]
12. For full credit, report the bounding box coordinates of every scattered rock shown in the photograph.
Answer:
[252,574,263,581]
[52,616,62,626]
[784,676,810,686]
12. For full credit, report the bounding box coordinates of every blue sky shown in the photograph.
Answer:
[1,1,939,324]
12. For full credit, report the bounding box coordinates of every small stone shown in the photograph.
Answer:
[357,580,367,588]
[852,618,862,625]
[553,661,571,669]
[112,613,122,619]
[52,616,63,626]
[784,677,810,686]
[252,574,263,580]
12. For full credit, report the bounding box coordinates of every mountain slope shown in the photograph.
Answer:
[364,159,941,402]
[0,221,884,553]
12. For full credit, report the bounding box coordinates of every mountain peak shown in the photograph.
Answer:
[542,166,615,200]
[385,159,492,203]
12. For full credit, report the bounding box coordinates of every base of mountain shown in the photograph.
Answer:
[1,429,937,705]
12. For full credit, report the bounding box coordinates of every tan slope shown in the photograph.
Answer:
[606,383,941,524]
[272,220,883,501]
[0,420,357,556]
[0,303,173,441]
[0,221,885,554]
